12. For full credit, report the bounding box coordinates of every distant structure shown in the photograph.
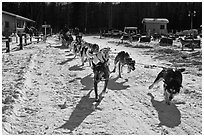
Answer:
[142,18,169,35]
[2,10,35,36]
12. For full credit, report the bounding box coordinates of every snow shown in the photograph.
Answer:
[1,35,202,135]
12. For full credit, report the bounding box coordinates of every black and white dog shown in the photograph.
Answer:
[91,47,111,102]
[92,61,110,102]
[80,43,99,66]
[149,68,185,105]
[70,37,83,58]
[112,51,135,78]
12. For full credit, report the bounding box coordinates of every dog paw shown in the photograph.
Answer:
[149,85,153,89]
[165,101,171,105]
[101,91,106,97]
[95,98,100,102]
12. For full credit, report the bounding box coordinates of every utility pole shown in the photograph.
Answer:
[85,3,88,34]
[188,10,196,29]
[108,3,113,29]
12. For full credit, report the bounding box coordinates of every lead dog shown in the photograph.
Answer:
[112,51,135,78]
[149,68,185,105]
[92,61,110,102]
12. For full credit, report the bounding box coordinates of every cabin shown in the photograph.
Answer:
[142,18,169,35]
[124,27,138,35]
[2,10,35,36]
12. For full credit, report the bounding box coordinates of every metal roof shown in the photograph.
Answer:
[2,10,35,23]
[124,27,138,30]
[142,18,169,24]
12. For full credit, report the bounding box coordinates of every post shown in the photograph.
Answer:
[191,40,194,51]
[188,11,196,29]
[15,33,18,43]
[190,15,193,30]
[30,35,32,44]
[181,43,184,51]
[24,34,27,45]
[42,24,51,42]
[37,36,39,43]
[19,34,23,50]
[44,27,47,42]
[6,36,10,53]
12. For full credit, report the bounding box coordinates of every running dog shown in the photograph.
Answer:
[61,30,73,48]
[80,42,99,66]
[70,38,83,58]
[91,47,111,102]
[149,68,185,105]
[92,61,110,102]
[65,33,74,48]
[112,51,135,78]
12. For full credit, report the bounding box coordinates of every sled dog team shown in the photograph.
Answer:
[60,34,185,105]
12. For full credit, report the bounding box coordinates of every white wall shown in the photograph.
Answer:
[145,23,168,35]
[2,14,16,36]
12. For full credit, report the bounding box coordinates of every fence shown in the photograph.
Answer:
[2,34,44,53]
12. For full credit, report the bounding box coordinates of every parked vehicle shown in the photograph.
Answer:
[124,27,138,35]
[122,27,138,41]
[102,29,112,37]
[111,29,123,38]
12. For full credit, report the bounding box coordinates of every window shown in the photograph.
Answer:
[5,21,9,28]
[17,20,24,28]
[160,25,165,29]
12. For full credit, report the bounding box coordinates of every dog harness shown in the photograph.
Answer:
[92,52,108,64]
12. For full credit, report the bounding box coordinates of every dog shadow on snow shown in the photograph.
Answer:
[58,57,75,65]
[147,93,181,128]
[80,74,130,91]
[69,65,85,71]
[57,74,131,132]
[56,89,104,133]
[107,76,130,90]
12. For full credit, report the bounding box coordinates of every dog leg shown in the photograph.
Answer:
[81,51,85,66]
[89,59,92,67]
[112,64,116,73]
[94,81,99,102]
[149,77,163,89]
[101,80,109,97]
[69,43,73,51]
[164,89,170,105]
[81,57,84,66]
[149,70,165,89]
[73,53,76,59]
[118,62,122,78]
[72,46,77,58]
[149,70,166,89]
[112,60,118,73]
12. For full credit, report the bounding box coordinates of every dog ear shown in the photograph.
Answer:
[178,68,185,73]
[126,58,132,62]
[92,62,96,68]
[107,47,111,51]
[129,60,135,65]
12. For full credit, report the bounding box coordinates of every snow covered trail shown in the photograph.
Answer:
[2,36,202,135]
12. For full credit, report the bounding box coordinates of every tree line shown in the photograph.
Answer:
[2,2,202,33]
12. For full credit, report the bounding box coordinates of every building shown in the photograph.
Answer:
[2,11,35,36]
[142,18,169,35]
